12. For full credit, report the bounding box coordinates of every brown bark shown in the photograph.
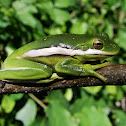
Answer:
[0,64,126,94]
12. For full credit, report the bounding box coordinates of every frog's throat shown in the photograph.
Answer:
[17,47,117,58]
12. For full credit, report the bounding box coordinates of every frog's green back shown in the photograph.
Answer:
[7,33,119,59]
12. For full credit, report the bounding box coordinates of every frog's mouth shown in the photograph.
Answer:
[74,53,114,61]
[75,49,118,56]
[74,49,118,61]
[19,47,118,58]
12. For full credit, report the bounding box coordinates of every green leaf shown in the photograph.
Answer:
[70,97,96,114]
[107,0,120,10]
[83,86,102,95]
[5,42,16,56]
[71,96,109,115]
[15,99,37,126]
[13,1,38,28]
[122,85,126,91]
[74,106,112,126]
[37,0,53,14]
[29,118,47,126]
[1,95,16,113]
[122,0,126,12]
[104,21,114,38]
[45,100,77,126]
[50,8,70,25]
[0,19,9,28]
[70,19,88,34]
[54,0,76,8]
[46,90,69,108]
[21,0,36,4]
[116,87,124,101]
[9,94,24,101]
[107,0,118,6]
[115,28,126,50]
[37,1,70,25]
[46,25,66,35]
[0,118,5,126]
[0,0,11,8]
[106,86,117,95]
[115,110,126,126]
[64,88,73,101]
[0,105,2,113]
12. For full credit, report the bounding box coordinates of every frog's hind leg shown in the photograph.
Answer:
[0,59,52,81]
[55,58,109,83]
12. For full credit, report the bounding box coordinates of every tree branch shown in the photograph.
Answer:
[0,64,126,94]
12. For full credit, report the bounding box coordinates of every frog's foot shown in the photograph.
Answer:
[80,67,108,83]
[100,61,112,67]
[84,61,111,71]
[37,73,63,83]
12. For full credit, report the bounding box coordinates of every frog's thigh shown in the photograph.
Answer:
[1,59,52,80]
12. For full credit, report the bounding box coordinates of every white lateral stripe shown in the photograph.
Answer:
[0,67,36,71]
[19,47,116,58]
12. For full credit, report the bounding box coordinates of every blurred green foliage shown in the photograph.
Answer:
[0,0,126,126]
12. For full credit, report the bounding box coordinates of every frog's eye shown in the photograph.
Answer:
[93,40,103,50]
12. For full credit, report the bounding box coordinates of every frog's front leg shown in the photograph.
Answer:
[0,59,52,81]
[55,58,109,82]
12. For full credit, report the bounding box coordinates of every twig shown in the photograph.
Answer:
[28,93,47,109]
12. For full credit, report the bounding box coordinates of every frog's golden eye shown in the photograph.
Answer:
[93,40,103,50]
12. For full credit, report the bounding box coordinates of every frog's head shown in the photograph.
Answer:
[74,33,120,61]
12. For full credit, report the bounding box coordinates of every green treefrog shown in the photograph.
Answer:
[0,33,119,84]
